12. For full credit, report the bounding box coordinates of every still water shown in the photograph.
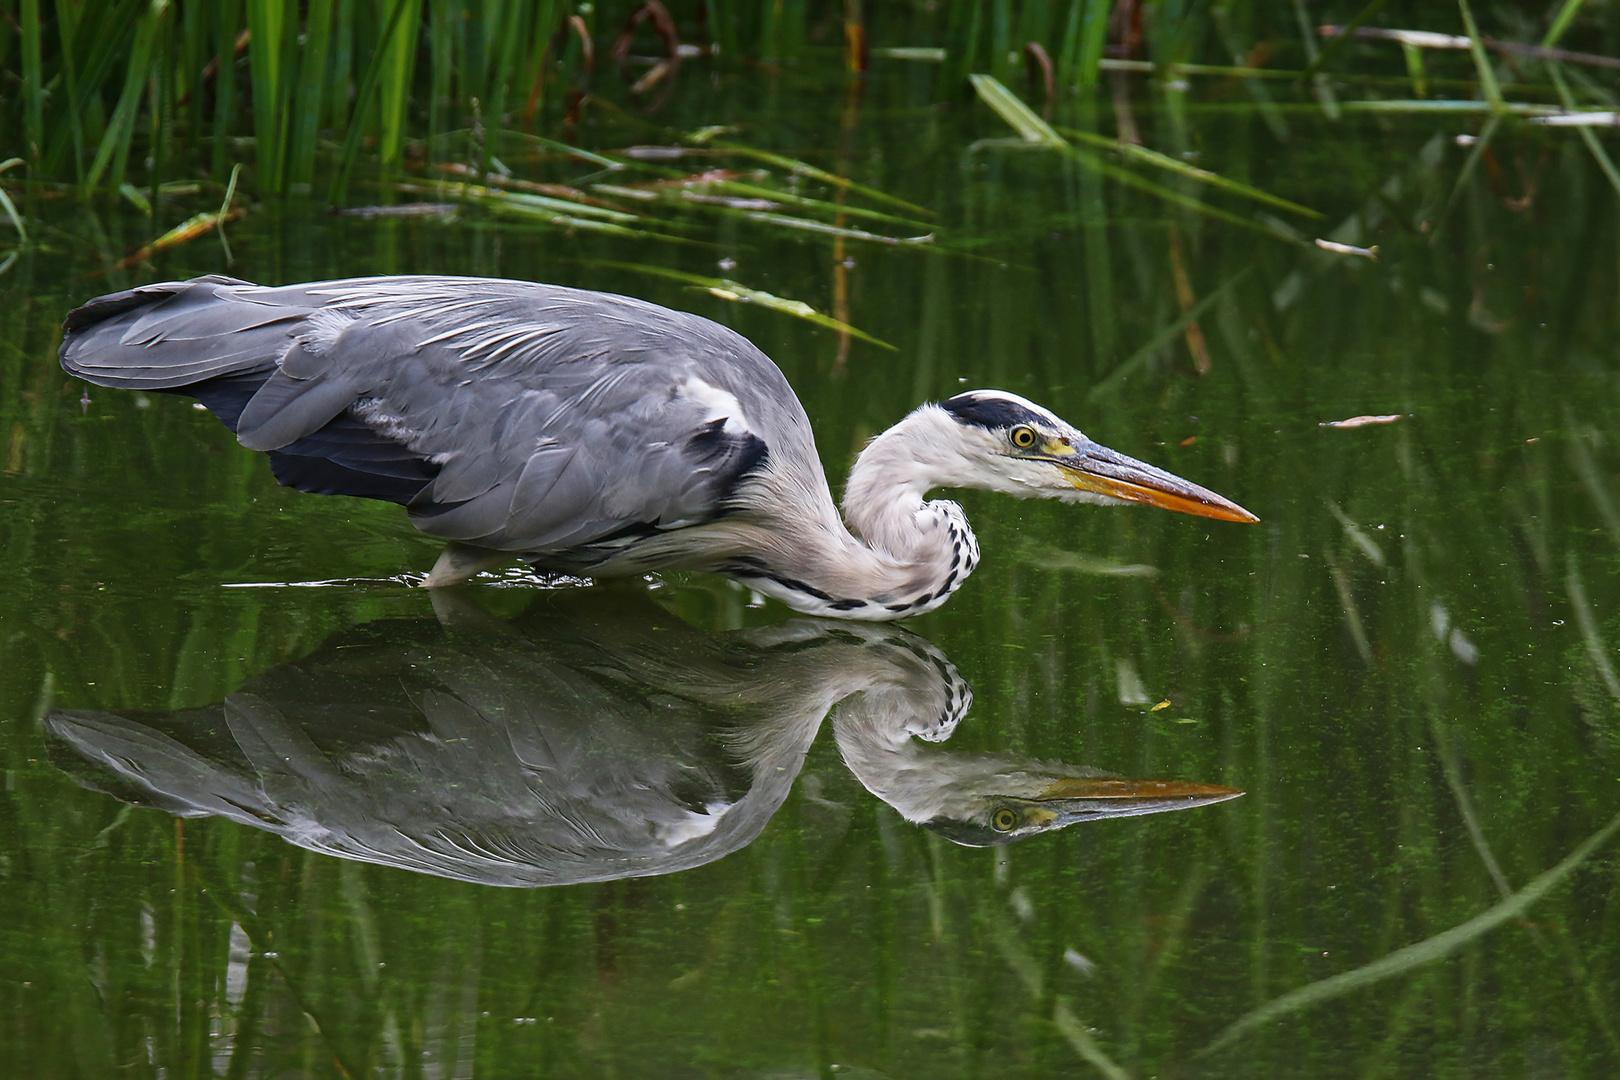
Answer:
[5,58,1620,1079]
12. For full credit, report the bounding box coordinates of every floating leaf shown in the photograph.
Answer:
[1315,238,1378,258]
[109,207,247,271]
[1321,414,1404,428]
[873,46,946,61]
[341,203,459,218]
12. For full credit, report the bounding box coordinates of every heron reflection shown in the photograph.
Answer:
[47,595,1240,886]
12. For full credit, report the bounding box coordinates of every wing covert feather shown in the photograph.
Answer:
[61,276,814,555]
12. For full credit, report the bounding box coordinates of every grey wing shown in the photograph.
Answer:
[60,276,792,554]
[401,352,772,552]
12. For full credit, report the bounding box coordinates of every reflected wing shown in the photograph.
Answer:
[60,276,793,552]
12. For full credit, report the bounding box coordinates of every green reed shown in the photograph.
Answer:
[6,7,1620,1074]
[2,0,1613,203]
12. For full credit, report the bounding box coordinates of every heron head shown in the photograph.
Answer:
[934,390,1258,523]
[923,773,1245,847]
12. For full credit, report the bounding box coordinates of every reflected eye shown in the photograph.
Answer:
[1009,425,1037,449]
[991,807,1020,832]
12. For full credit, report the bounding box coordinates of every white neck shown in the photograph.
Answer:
[677,408,978,625]
[724,407,982,619]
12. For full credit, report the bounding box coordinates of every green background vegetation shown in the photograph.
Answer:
[5,1,1620,1077]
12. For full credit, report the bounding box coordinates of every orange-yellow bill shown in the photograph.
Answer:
[1035,776,1244,802]
[1056,442,1258,523]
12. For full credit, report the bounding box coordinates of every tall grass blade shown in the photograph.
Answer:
[480,1,530,182]
[1053,999,1133,1080]
[425,182,643,223]
[377,0,424,168]
[1567,554,1620,704]
[593,171,933,231]
[742,212,932,245]
[1293,0,1341,119]
[591,261,896,348]
[1089,271,1248,399]
[1063,0,1110,89]
[711,143,932,215]
[0,161,28,244]
[1549,64,1620,198]
[1059,128,1324,218]
[505,132,627,172]
[119,182,153,214]
[970,74,1064,145]
[211,0,243,179]
[49,0,88,181]
[1200,806,1620,1056]
[20,0,43,162]
[425,0,453,158]
[1457,0,1506,112]
[287,0,334,188]
[328,0,416,203]
[1435,112,1500,236]
[974,76,1302,240]
[246,0,289,192]
[217,162,242,263]
[53,1,145,178]
[1303,0,1391,78]
[1401,40,1430,96]
[1543,0,1590,49]
[710,181,930,228]
[85,0,170,195]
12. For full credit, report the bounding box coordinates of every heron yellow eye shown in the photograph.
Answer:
[991,807,1020,832]
[1009,425,1037,449]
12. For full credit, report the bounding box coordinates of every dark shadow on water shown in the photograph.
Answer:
[46,590,1240,886]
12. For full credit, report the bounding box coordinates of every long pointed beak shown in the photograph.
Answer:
[1054,442,1258,523]
[1028,775,1244,824]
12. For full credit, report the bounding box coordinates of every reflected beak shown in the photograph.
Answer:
[1049,440,1258,523]
[1026,775,1244,825]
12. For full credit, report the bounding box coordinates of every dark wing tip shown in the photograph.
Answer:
[61,275,254,337]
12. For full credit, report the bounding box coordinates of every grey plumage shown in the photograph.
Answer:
[61,275,1256,618]
[62,275,793,554]
[45,597,1240,885]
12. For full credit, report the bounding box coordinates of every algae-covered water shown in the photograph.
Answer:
[4,54,1620,1080]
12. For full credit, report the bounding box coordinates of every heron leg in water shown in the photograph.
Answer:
[426,585,527,636]
[424,542,512,588]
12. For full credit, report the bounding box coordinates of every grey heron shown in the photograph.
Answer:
[61,275,1256,619]
[47,594,1241,885]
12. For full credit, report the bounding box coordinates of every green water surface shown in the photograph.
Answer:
[5,58,1620,1080]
